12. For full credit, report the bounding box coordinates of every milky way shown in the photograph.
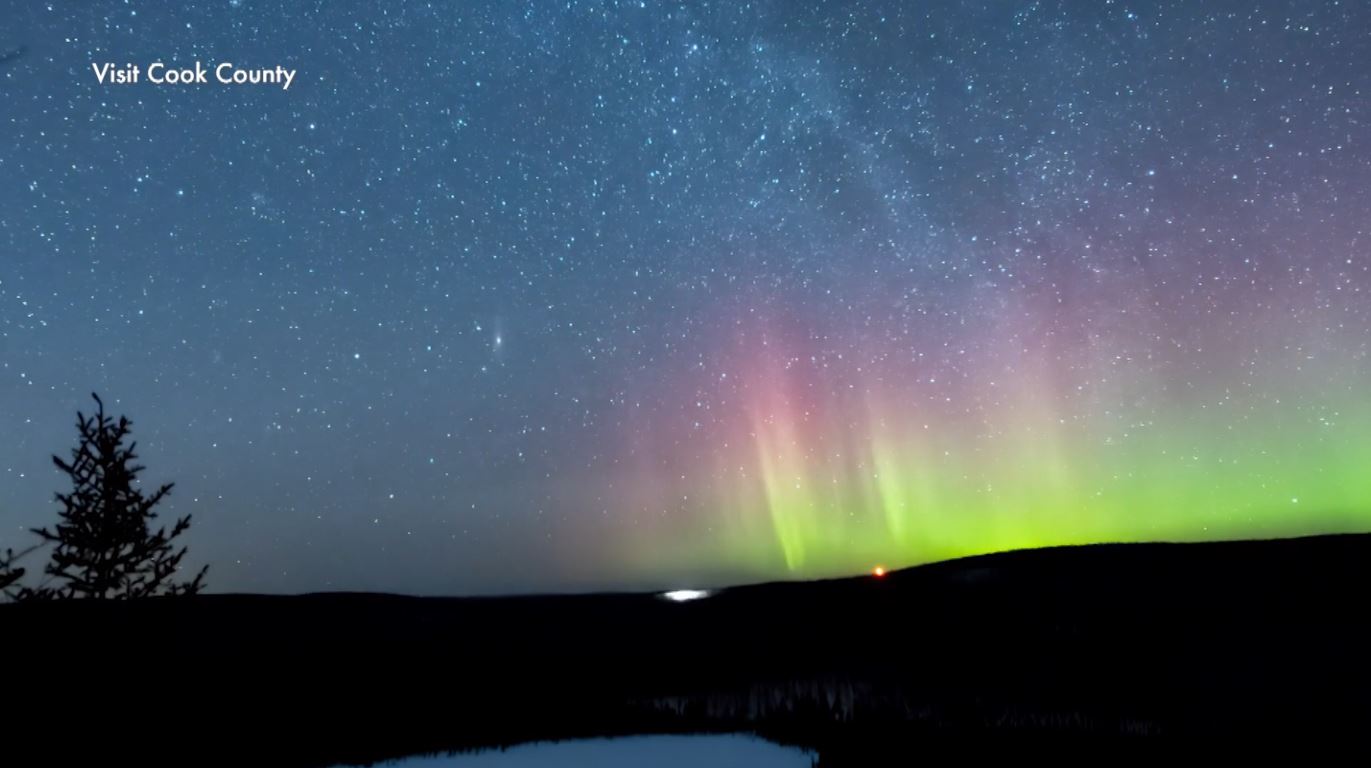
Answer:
[1,1,1368,594]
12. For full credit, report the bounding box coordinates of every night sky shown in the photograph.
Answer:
[2,1,1368,595]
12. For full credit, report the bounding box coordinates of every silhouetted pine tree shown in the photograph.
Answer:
[29,393,207,599]
[0,548,23,592]
[0,543,44,600]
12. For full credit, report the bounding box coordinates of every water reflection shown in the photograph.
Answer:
[377,734,814,767]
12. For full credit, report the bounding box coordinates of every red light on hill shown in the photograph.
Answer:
[872,565,886,578]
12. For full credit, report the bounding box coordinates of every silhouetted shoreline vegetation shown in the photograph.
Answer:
[4,533,1369,766]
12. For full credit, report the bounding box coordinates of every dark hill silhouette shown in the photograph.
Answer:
[4,533,1370,765]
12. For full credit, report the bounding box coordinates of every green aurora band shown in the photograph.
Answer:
[612,284,1371,583]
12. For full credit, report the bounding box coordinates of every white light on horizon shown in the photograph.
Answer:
[661,589,711,603]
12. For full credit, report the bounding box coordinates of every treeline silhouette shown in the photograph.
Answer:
[3,533,1370,766]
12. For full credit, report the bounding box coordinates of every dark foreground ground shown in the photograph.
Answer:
[3,534,1371,765]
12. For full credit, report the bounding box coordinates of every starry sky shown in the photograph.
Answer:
[1,1,1368,595]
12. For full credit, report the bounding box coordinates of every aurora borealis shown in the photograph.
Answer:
[617,290,1371,582]
[1,1,1369,594]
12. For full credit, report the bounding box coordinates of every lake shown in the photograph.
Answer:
[373,734,815,767]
